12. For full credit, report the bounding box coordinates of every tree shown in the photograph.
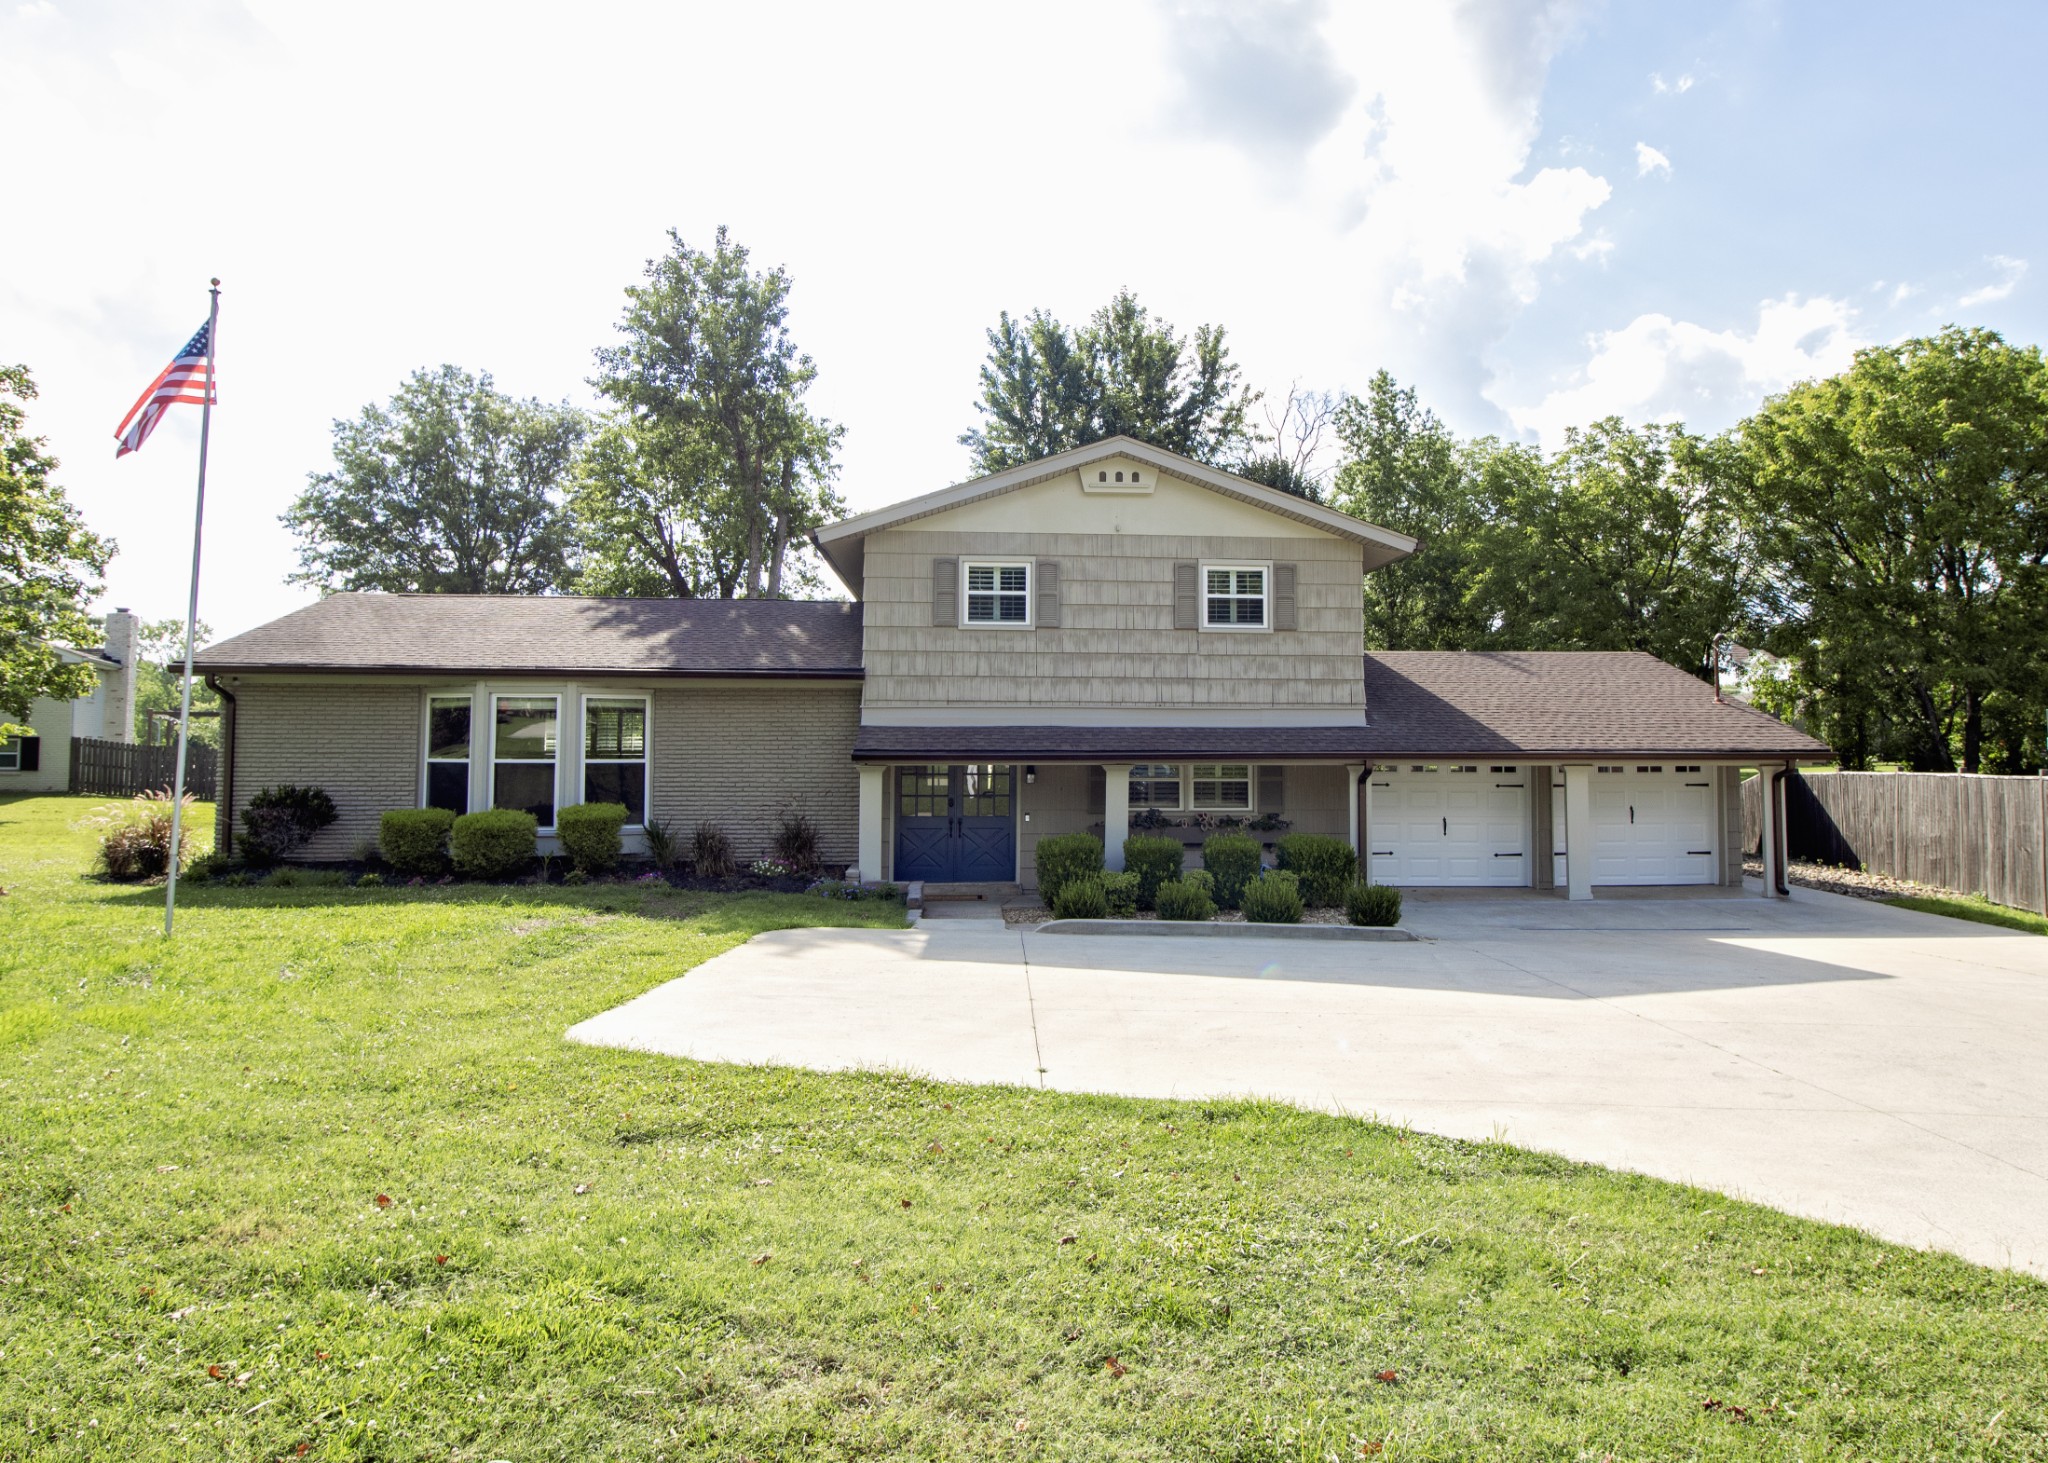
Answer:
[284,366,583,595]
[1234,385,1340,501]
[133,618,221,747]
[961,289,1257,473]
[588,227,844,599]
[1708,328,2048,772]
[0,365,114,733]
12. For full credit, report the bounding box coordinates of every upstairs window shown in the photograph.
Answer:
[964,562,1030,624]
[1204,566,1266,628]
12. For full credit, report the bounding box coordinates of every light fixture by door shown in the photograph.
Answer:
[1024,765,1036,783]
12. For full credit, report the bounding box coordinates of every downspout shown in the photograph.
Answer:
[206,675,235,860]
[1769,763,1790,896]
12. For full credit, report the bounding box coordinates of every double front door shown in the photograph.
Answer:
[895,764,1016,883]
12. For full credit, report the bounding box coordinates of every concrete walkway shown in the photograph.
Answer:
[568,886,2048,1277]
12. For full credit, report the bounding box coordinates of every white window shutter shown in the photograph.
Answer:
[1036,561,1060,628]
[931,557,958,626]
[1273,563,1298,630]
[1173,562,1199,630]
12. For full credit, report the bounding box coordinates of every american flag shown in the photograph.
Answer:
[114,319,215,457]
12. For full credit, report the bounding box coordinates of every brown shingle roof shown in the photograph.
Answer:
[1361,651,1828,758]
[195,593,864,678]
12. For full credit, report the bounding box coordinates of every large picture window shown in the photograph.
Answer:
[425,695,472,813]
[1129,764,1183,808]
[1203,566,1267,628]
[1190,763,1253,811]
[963,562,1030,624]
[583,696,647,825]
[492,695,559,827]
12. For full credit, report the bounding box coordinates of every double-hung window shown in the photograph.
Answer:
[425,695,472,813]
[1204,566,1267,628]
[492,695,559,828]
[1190,763,1253,811]
[583,696,648,826]
[0,738,20,773]
[963,562,1030,625]
[1129,764,1183,808]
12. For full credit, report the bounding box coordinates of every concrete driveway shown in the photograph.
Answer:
[568,886,2048,1277]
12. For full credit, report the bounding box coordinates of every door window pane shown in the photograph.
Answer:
[899,765,949,817]
[583,697,647,824]
[960,764,1012,817]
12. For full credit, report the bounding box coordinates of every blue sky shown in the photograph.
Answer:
[3,0,2041,635]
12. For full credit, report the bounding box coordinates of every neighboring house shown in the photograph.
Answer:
[1,609,141,793]
[194,438,1825,897]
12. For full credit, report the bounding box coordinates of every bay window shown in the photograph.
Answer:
[492,695,559,827]
[583,696,648,826]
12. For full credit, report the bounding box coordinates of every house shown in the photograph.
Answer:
[1,609,141,793]
[194,438,1825,897]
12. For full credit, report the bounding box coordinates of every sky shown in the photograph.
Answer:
[5,0,2044,640]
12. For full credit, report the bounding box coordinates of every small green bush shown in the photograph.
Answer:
[1121,834,1185,910]
[1240,869,1304,924]
[355,872,383,889]
[1182,868,1216,897]
[1101,870,1140,918]
[183,849,235,883]
[561,869,590,886]
[1035,833,1104,907]
[1154,878,1216,921]
[558,801,628,874]
[379,808,456,876]
[1345,881,1403,926]
[451,809,538,880]
[241,785,339,867]
[1201,832,1261,908]
[871,882,902,903]
[1051,875,1110,920]
[1276,833,1357,907]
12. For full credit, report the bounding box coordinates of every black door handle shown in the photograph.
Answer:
[1442,816,1447,836]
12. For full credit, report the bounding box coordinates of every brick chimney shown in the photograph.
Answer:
[99,608,141,743]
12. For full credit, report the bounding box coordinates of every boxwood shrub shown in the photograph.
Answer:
[1276,833,1357,907]
[1240,869,1304,924]
[1050,875,1109,920]
[1154,877,1216,921]
[1101,870,1140,918]
[557,801,628,874]
[1121,834,1185,910]
[1345,881,1403,927]
[379,807,456,876]
[451,809,538,880]
[1201,831,1261,909]
[1034,833,1103,908]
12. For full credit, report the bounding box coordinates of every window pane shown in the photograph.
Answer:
[997,592,1027,622]
[1233,596,1264,625]
[428,699,471,760]
[0,739,19,772]
[584,699,646,759]
[584,762,646,824]
[997,566,1028,593]
[1191,763,1252,810]
[967,565,995,592]
[494,697,558,760]
[899,765,949,817]
[961,763,1011,817]
[1129,764,1181,807]
[427,761,469,815]
[1207,569,1230,594]
[1234,569,1263,595]
[494,762,555,826]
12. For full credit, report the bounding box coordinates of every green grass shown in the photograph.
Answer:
[1,794,2043,1460]
[1884,891,2048,937]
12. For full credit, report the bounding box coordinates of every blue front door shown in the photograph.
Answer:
[895,764,1016,882]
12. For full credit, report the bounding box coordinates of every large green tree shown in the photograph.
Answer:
[0,365,115,733]
[133,617,221,747]
[587,227,843,599]
[1708,327,2048,772]
[961,290,1257,473]
[285,366,584,594]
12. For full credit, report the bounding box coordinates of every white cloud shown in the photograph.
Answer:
[1498,295,1864,444]
[1959,255,2027,307]
[16,1,56,17]
[1650,71,1695,94]
[1635,142,1672,177]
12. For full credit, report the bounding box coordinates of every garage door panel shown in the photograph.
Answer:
[1574,767,1717,886]
[1369,766,1530,887]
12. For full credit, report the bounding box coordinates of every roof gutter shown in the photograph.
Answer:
[195,665,865,680]
[205,674,235,859]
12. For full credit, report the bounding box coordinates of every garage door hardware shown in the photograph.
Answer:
[1494,851,1522,857]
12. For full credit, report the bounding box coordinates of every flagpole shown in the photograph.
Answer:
[163,279,220,938]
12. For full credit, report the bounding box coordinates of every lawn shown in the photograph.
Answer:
[2,794,2043,1460]
[1884,891,2048,938]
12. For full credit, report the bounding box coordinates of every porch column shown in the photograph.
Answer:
[1102,763,1133,871]
[1346,762,1367,871]
[1529,765,1554,890]
[1759,763,1788,899]
[856,764,884,884]
[1562,764,1594,901]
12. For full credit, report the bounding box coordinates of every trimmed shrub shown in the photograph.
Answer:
[642,817,681,872]
[1182,867,1216,897]
[1345,881,1403,927]
[1276,833,1357,907]
[691,820,736,879]
[773,811,823,875]
[1051,875,1110,920]
[1034,833,1104,908]
[1240,869,1304,924]
[451,809,538,880]
[240,785,338,867]
[182,849,234,883]
[1201,832,1261,909]
[1121,834,1185,910]
[379,808,456,876]
[558,801,628,874]
[1154,877,1216,921]
[1101,870,1140,918]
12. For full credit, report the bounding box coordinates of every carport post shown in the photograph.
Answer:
[1562,765,1594,901]
[856,764,884,884]
[1103,764,1133,871]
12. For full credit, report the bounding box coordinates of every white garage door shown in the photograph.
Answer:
[1551,764,1717,886]
[1368,764,1531,886]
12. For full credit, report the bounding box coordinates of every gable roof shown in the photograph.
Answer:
[812,436,1418,591]
[194,593,864,678]
[1361,651,1830,759]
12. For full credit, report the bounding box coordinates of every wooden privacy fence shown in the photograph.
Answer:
[69,736,218,803]
[1742,770,2048,915]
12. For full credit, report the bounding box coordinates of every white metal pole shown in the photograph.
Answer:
[163,279,220,938]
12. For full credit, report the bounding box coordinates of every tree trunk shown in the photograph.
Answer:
[1962,688,1983,774]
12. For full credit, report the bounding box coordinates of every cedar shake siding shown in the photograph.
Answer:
[650,683,861,864]
[223,682,420,859]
